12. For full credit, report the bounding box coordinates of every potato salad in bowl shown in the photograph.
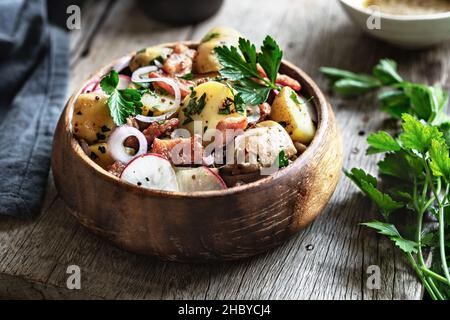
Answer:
[71,27,317,193]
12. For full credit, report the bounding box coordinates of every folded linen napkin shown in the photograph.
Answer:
[0,0,69,218]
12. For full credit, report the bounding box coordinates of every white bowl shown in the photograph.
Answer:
[339,0,450,48]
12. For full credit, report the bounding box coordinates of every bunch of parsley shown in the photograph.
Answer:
[214,36,282,105]
[322,59,450,300]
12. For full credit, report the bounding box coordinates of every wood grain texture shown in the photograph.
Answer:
[2,0,449,299]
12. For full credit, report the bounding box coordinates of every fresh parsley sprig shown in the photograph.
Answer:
[100,70,144,125]
[323,59,450,300]
[214,36,283,105]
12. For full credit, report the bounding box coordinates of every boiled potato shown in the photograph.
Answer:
[194,26,242,73]
[72,93,116,144]
[270,87,316,144]
[235,120,296,167]
[129,45,172,72]
[178,81,244,135]
[141,92,177,116]
[88,143,114,168]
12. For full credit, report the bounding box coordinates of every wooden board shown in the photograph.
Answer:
[2,0,449,299]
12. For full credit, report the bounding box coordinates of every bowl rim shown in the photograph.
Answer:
[63,41,330,199]
[339,0,450,21]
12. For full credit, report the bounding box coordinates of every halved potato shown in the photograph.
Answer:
[129,45,172,72]
[141,92,177,116]
[234,120,296,167]
[88,143,114,168]
[72,93,116,144]
[178,81,245,135]
[194,26,242,74]
[270,87,316,144]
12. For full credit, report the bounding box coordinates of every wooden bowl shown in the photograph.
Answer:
[51,42,343,262]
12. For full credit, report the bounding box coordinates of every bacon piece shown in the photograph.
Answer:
[275,74,301,91]
[216,116,248,146]
[142,118,179,145]
[257,64,301,91]
[151,135,203,165]
[162,43,197,77]
[258,102,271,123]
[108,161,126,177]
[148,71,192,98]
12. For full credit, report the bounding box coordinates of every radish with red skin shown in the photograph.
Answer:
[120,154,179,191]
[176,166,226,192]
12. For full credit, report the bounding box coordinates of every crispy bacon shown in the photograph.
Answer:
[216,116,248,146]
[148,71,192,98]
[142,118,179,145]
[258,102,271,123]
[163,43,197,77]
[151,135,203,165]
[122,118,179,151]
[108,161,126,177]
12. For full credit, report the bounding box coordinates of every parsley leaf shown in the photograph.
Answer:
[372,59,403,85]
[345,168,403,219]
[100,70,144,125]
[100,70,119,95]
[234,79,271,106]
[362,221,418,254]
[377,152,411,181]
[378,90,410,119]
[366,131,401,154]
[214,36,282,105]
[258,36,282,84]
[278,150,289,168]
[399,113,443,153]
[429,139,450,182]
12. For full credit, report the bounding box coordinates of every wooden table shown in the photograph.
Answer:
[2,0,448,299]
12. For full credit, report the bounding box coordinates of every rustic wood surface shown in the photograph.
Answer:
[1,0,449,299]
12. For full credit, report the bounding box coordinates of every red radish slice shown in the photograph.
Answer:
[120,154,179,191]
[117,74,131,90]
[176,167,227,192]
[107,126,148,163]
[81,80,99,93]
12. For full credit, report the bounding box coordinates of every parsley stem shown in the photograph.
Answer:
[427,277,445,300]
[406,252,438,300]
[438,203,450,284]
[421,266,449,285]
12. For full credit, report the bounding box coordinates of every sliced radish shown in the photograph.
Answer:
[120,154,179,191]
[176,167,227,192]
[117,74,132,90]
[81,79,99,93]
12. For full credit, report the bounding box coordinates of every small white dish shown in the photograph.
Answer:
[339,0,450,48]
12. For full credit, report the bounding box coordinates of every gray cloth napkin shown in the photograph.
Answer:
[0,0,69,218]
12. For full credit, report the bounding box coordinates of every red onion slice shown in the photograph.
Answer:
[107,126,148,163]
[131,68,181,123]
[131,66,159,83]
[112,56,131,72]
